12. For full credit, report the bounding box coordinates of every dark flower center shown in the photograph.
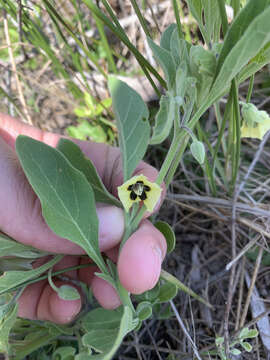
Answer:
[127,181,151,201]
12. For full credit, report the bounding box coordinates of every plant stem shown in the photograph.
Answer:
[217,0,229,37]
[93,13,117,73]
[230,79,241,193]
[155,132,182,186]
[246,74,254,103]
[171,0,184,39]
[10,262,95,294]
[161,270,213,309]
[130,0,151,38]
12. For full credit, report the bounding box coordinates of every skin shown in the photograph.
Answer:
[0,113,167,324]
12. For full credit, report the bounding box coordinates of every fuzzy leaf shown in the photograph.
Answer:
[136,301,152,321]
[52,346,76,360]
[82,306,138,360]
[241,341,252,352]
[108,77,150,181]
[160,24,177,51]
[57,139,121,207]
[82,307,123,332]
[150,94,175,145]
[216,0,270,75]
[0,255,61,295]
[147,37,176,89]
[155,221,175,254]
[0,232,45,259]
[190,140,205,164]
[157,282,178,303]
[57,285,80,301]
[209,5,270,103]
[16,136,106,272]
[0,303,18,354]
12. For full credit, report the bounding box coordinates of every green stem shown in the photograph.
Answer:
[10,262,95,294]
[93,13,117,73]
[155,132,182,186]
[217,0,229,37]
[196,122,217,195]
[230,79,241,193]
[160,270,213,309]
[232,0,240,17]
[171,0,184,39]
[213,93,233,183]
[164,135,187,187]
[130,0,151,38]
[214,102,227,154]
[246,74,254,103]
[83,0,166,91]
[47,268,60,293]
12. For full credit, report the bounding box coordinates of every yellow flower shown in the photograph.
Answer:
[117,174,162,213]
[241,103,270,140]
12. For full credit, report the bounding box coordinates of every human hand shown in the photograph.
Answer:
[0,113,166,324]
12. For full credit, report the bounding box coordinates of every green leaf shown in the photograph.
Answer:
[170,30,191,68]
[216,0,270,75]
[160,269,213,308]
[0,255,62,295]
[231,348,242,355]
[0,258,33,272]
[150,94,175,145]
[82,307,123,332]
[190,140,205,165]
[0,303,18,354]
[57,139,121,207]
[82,329,117,353]
[15,136,106,273]
[157,282,178,303]
[175,63,188,98]
[240,341,252,352]
[57,285,81,301]
[155,221,175,254]
[108,77,150,181]
[185,0,208,43]
[94,273,116,288]
[238,42,270,83]
[204,0,221,43]
[0,232,45,259]
[82,306,138,360]
[133,282,160,303]
[189,46,216,106]
[209,5,270,103]
[147,37,176,89]
[66,121,107,143]
[186,0,203,28]
[153,303,174,320]
[239,327,258,339]
[160,24,177,51]
[136,301,152,321]
[52,346,76,360]
[215,336,224,346]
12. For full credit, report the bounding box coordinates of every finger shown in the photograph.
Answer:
[117,220,167,294]
[0,113,166,213]
[91,275,121,309]
[17,280,81,324]
[78,257,121,309]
